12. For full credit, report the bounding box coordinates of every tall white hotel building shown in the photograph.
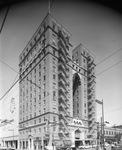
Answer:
[19,13,96,149]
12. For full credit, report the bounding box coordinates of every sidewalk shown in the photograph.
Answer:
[82,146,111,150]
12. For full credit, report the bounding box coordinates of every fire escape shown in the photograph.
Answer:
[87,56,96,138]
[58,30,70,140]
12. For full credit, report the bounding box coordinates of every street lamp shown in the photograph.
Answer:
[50,122,57,150]
[46,120,57,150]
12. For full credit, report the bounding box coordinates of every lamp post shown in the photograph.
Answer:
[50,122,57,150]
[95,99,105,150]
[47,121,57,150]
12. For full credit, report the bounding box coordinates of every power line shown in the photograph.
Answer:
[1,58,121,101]
[0,59,18,73]
[50,0,55,10]
[96,60,122,76]
[2,73,19,104]
[97,107,122,115]
[105,107,122,114]
[0,78,19,101]
[96,48,122,66]
[0,6,10,34]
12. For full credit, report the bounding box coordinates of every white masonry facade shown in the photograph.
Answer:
[19,13,97,150]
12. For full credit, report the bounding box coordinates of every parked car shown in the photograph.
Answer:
[79,145,92,149]
[78,145,85,149]
[92,144,98,148]
[105,142,110,147]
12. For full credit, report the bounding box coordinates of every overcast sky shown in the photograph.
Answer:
[0,0,122,125]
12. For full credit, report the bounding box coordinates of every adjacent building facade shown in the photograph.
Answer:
[18,13,97,149]
[0,83,19,149]
[72,44,96,139]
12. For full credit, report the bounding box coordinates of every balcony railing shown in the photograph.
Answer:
[59,95,68,108]
[58,64,68,78]
[59,48,68,62]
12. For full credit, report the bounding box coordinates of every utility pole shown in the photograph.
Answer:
[97,122,100,149]
[95,99,105,150]
[101,117,103,149]
[102,100,105,150]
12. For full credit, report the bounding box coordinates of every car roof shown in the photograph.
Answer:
[0,147,15,150]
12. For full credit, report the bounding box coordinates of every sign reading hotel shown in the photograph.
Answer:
[70,118,85,127]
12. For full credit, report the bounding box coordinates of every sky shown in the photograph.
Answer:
[0,0,122,126]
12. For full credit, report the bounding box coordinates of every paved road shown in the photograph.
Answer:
[78,146,111,150]
[113,146,122,150]
[76,145,122,150]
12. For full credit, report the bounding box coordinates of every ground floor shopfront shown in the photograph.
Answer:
[19,126,97,150]
[0,135,19,149]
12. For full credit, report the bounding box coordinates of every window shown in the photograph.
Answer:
[39,28,41,35]
[77,103,79,107]
[53,82,56,89]
[53,107,56,113]
[53,66,56,73]
[39,102,41,108]
[34,129,36,134]
[53,58,56,64]
[30,93,32,98]
[39,118,41,123]
[39,79,41,85]
[52,22,56,30]
[53,116,56,122]
[53,74,56,80]
[39,128,41,133]
[44,75,46,81]
[72,55,74,60]
[39,110,41,115]
[44,91,46,97]
[39,63,41,69]
[43,22,46,30]
[34,120,36,124]
[44,99,46,105]
[76,52,78,56]
[43,67,46,74]
[39,94,41,100]
[43,59,46,65]
[53,50,55,55]
[53,126,56,131]
[53,91,56,97]
[39,71,41,77]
